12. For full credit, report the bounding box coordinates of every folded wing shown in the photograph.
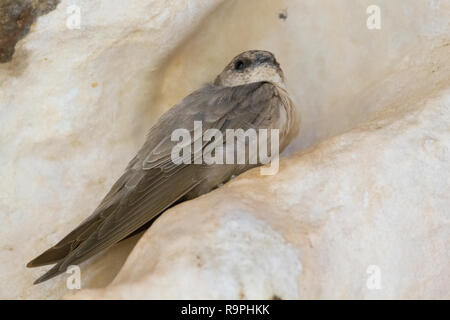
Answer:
[28,81,283,284]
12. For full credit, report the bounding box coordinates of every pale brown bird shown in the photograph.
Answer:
[27,50,298,284]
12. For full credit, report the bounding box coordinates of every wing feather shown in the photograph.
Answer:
[29,81,284,284]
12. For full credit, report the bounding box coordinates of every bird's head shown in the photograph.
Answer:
[214,50,285,88]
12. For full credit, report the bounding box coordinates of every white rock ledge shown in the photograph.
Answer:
[68,47,450,298]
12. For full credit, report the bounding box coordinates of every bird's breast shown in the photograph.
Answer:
[275,85,299,152]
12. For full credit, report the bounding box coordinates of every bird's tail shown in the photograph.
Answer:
[26,244,71,268]
[32,263,66,285]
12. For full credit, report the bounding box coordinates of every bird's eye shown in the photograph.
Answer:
[234,60,245,70]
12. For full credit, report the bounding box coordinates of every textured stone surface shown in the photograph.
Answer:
[0,0,60,63]
[0,0,223,299]
[67,46,450,299]
[0,0,449,299]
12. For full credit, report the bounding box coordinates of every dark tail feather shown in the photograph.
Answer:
[27,218,103,268]
[33,264,66,285]
[26,244,72,268]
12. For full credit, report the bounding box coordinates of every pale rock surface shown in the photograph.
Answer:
[0,0,223,300]
[0,0,449,299]
[68,45,450,299]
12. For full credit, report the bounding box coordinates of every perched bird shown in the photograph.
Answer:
[27,50,298,284]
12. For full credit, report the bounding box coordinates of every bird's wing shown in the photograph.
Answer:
[28,81,282,284]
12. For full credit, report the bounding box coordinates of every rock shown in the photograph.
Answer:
[67,47,450,299]
[0,0,223,300]
[0,0,60,63]
[0,0,449,299]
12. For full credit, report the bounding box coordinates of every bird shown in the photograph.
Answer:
[27,50,299,284]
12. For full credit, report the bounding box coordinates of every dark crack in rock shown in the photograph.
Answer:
[278,9,288,21]
[0,0,60,63]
